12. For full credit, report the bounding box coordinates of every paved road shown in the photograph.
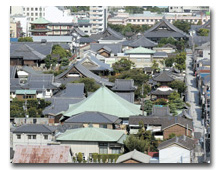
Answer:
[185,52,205,163]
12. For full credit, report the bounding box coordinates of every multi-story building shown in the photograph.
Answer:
[10,18,22,38]
[168,6,210,13]
[22,6,46,22]
[90,6,107,34]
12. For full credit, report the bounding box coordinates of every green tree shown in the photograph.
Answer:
[168,133,176,139]
[169,80,187,96]
[125,6,144,14]
[168,91,180,101]
[112,58,135,73]
[154,98,167,105]
[28,107,37,117]
[151,60,160,73]
[197,20,202,25]
[52,45,71,59]
[18,37,33,42]
[61,57,69,66]
[73,78,100,93]
[197,28,210,36]
[77,152,83,163]
[143,100,153,115]
[124,135,148,153]
[173,20,191,33]
[165,57,175,67]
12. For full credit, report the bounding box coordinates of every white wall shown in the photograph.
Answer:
[159,145,191,163]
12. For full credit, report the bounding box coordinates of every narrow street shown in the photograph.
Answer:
[185,52,204,163]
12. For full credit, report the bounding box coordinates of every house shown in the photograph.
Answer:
[158,135,195,163]
[60,86,143,123]
[90,43,122,57]
[124,46,156,68]
[128,115,193,140]
[56,126,126,159]
[15,90,37,100]
[12,124,56,150]
[90,27,125,44]
[13,145,72,163]
[64,111,122,129]
[144,17,189,42]
[111,79,137,103]
[43,83,85,123]
[126,36,158,49]
[116,149,151,163]
[148,152,159,163]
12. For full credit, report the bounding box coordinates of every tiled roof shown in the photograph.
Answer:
[64,111,121,124]
[128,36,158,48]
[116,149,151,163]
[111,79,136,92]
[78,37,97,43]
[56,126,126,144]
[12,124,56,134]
[10,66,17,79]
[202,74,210,86]
[32,36,73,43]
[31,17,50,24]
[158,135,195,150]
[152,105,171,116]
[150,88,174,96]
[15,90,36,95]
[115,92,134,103]
[62,86,142,118]
[125,46,156,54]
[10,78,22,92]
[59,83,85,98]
[153,52,168,58]
[13,145,70,163]
[90,43,122,55]
[152,71,174,82]
[144,18,189,38]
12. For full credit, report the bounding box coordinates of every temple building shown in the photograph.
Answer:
[30,17,51,36]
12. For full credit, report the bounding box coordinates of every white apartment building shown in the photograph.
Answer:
[90,6,108,34]
[169,6,210,13]
[22,6,46,22]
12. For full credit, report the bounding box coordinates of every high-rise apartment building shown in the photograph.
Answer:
[22,6,46,22]
[90,6,107,34]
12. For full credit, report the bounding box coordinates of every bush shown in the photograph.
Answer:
[91,153,121,163]
[77,152,83,163]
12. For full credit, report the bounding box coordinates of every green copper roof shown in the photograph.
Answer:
[31,17,50,24]
[15,90,36,95]
[56,127,126,144]
[125,47,156,54]
[62,86,142,118]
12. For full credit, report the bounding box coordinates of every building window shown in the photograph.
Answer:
[31,8,33,11]
[35,13,38,16]
[31,13,33,16]
[28,135,31,139]
[27,8,29,11]
[44,135,48,140]
[33,135,36,139]
[99,143,108,154]
[111,148,120,154]
[142,19,145,22]
[17,135,21,139]
[100,124,107,128]
[46,89,50,92]
[35,8,38,11]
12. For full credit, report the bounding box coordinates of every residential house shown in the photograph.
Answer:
[56,126,126,159]
[15,90,37,100]
[64,111,122,129]
[158,135,195,163]
[12,124,56,150]
[111,79,137,103]
[116,149,151,163]
[13,145,72,163]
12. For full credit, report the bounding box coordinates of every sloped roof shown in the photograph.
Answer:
[111,79,136,92]
[78,37,97,43]
[116,149,151,163]
[144,18,189,38]
[150,88,174,96]
[60,83,85,98]
[15,90,36,95]
[125,47,156,54]
[56,126,126,144]
[31,17,50,24]
[128,36,158,48]
[64,111,121,124]
[12,124,56,134]
[202,74,210,86]
[115,92,134,103]
[10,66,18,79]
[162,116,193,130]
[151,105,171,116]
[90,43,122,55]
[32,36,72,43]
[62,86,142,118]
[158,135,195,150]
[153,52,168,58]
[13,145,70,163]
[10,78,22,92]
[152,71,174,82]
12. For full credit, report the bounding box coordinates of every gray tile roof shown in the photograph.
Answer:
[43,97,84,115]
[12,124,57,134]
[10,66,18,79]
[115,92,134,103]
[144,18,189,39]
[64,111,121,124]
[158,135,195,150]
[152,71,174,82]
[128,36,158,48]
[116,149,151,163]
[32,36,73,43]
[111,79,136,92]
[150,89,174,96]
[10,78,22,92]
[152,105,171,116]
[189,35,210,46]
[21,66,42,75]
[162,43,176,49]
[78,37,97,44]
[90,43,122,55]
[153,52,168,58]
[202,74,210,86]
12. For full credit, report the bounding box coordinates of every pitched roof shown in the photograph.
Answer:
[152,71,174,82]
[64,111,121,124]
[111,79,136,92]
[10,66,18,79]
[31,17,50,24]
[128,36,158,48]
[78,37,97,43]
[153,52,168,58]
[158,135,195,150]
[90,43,122,55]
[59,83,85,98]
[125,46,156,54]
[56,126,126,144]
[15,90,36,95]
[32,36,73,43]
[115,92,134,103]
[12,124,56,134]
[62,86,142,118]
[10,78,22,92]
[116,149,151,163]
[13,145,70,163]
[202,74,210,86]
[150,88,174,96]
[144,18,189,38]
[151,105,170,116]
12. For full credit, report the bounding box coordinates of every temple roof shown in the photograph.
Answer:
[152,71,174,82]
[125,46,156,54]
[128,36,158,48]
[31,17,50,24]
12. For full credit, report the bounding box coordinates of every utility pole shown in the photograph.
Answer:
[141,84,144,116]
[203,118,206,162]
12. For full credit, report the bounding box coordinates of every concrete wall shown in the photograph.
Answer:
[13,133,53,150]
[159,144,191,163]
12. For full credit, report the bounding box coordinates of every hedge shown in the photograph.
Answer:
[91,153,122,163]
